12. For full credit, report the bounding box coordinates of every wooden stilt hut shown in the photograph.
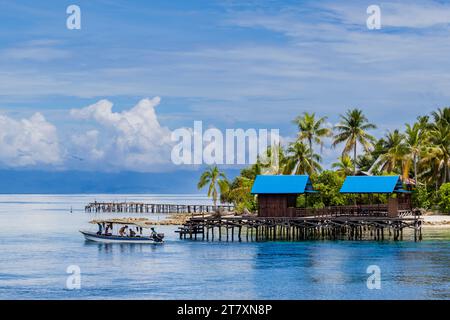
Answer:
[251,175,317,217]
[339,175,412,217]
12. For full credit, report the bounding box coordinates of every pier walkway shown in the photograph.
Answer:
[85,202,234,214]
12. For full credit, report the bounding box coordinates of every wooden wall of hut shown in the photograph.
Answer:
[388,197,399,218]
[398,193,412,210]
[257,194,298,217]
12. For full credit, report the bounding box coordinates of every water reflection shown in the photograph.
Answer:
[0,195,449,299]
[249,239,450,299]
[83,241,163,255]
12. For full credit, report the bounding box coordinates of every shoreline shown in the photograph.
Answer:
[422,215,450,228]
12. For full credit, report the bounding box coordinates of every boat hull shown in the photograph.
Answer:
[80,231,163,244]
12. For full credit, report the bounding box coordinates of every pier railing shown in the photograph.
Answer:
[275,204,415,218]
[292,205,389,217]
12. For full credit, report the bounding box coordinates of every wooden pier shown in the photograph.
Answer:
[85,202,234,214]
[176,216,423,242]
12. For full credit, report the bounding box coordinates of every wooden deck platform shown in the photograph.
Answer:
[176,216,423,242]
[85,202,234,214]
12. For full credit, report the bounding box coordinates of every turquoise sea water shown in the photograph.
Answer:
[0,194,448,300]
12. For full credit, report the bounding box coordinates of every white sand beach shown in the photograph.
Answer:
[422,215,450,227]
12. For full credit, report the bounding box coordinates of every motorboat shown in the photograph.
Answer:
[80,218,164,244]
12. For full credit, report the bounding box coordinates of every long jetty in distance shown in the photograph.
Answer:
[85,201,234,214]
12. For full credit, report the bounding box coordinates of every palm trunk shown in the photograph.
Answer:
[435,164,439,193]
[413,154,418,185]
[445,160,449,184]
[353,142,357,175]
[212,182,218,210]
[447,165,450,182]
[309,138,313,173]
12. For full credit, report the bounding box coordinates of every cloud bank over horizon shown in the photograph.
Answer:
[0,97,177,172]
[0,97,291,172]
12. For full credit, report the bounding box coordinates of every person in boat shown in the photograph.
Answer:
[129,229,136,237]
[97,223,103,235]
[104,223,112,236]
[119,225,128,237]
[150,227,163,242]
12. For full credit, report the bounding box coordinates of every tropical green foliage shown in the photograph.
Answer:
[332,155,354,177]
[311,171,347,206]
[198,107,450,213]
[224,176,257,213]
[413,186,432,210]
[438,183,450,212]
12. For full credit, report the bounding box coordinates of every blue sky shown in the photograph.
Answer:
[1,0,450,174]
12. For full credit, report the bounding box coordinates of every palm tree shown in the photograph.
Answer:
[293,112,332,171]
[258,143,287,175]
[332,155,354,176]
[378,130,408,173]
[333,109,376,175]
[416,115,431,130]
[197,166,228,208]
[428,122,450,184]
[284,141,322,175]
[432,107,450,125]
[421,147,443,192]
[419,108,450,187]
[404,123,425,184]
[224,176,254,208]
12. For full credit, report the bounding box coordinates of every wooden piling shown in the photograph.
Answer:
[176,216,422,243]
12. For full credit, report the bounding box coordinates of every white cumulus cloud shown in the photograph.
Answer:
[70,130,104,161]
[70,97,174,171]
[0,112,61,167]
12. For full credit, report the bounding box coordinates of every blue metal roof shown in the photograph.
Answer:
[251,175,315,194]
[340,176,407,193]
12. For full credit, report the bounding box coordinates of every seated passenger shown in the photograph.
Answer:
[129,229,136,237]
[119,225,128,236]
[104,224,112,236]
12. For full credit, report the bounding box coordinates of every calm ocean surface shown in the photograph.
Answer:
[0,194,448,300]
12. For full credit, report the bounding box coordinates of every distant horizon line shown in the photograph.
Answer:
[0,193,209,195]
